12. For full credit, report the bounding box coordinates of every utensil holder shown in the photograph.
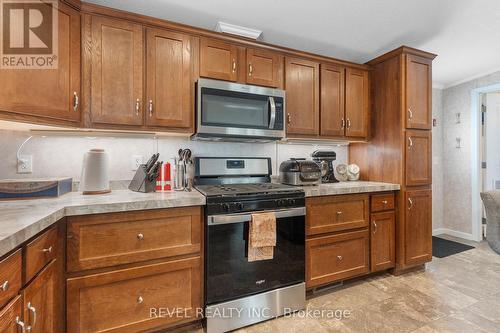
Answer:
[128,164,156,193]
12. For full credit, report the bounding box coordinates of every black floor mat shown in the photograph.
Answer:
[432,236,475,258]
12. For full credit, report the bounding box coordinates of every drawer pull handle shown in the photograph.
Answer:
[16,317,26,333]
[336,211,343,216]
[408,197,413,210]
[137,233,144,240]
[0,280,8,291]
[135,98,140,116]
[149,100,154,117]
[408,108,413,120]
[137,296,144,304]
[27,302,37,328]
[337,255,343,261]
[232,59,236,73]
[373,221,378,234]
[73,92,79,112]
[42,246,52,253]
[382,200,388,205]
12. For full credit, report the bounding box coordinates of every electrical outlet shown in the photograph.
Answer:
[131,155,143,171]
[17,154,33,174]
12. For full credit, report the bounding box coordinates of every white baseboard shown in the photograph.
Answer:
[432,228,475,241]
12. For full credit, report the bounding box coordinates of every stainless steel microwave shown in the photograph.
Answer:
[194,78,285,142]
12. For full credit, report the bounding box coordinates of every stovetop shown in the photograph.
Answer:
[195,182,300,197]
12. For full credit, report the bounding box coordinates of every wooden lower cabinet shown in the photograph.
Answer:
[306,230,369,288]
[21,260,58,333]
[0,250,22,309]
[0,296,22,333]
[67,257,202,333]
[370,211,396,272]
[404,189,432,266]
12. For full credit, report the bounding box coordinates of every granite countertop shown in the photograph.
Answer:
[301,181,400,197]
[0,190,206,257]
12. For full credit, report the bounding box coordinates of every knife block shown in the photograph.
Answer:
[128,164,156,193]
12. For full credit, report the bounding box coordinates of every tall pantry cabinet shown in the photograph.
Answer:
[349,46,436,273]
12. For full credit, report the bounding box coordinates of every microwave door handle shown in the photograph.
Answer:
[208,207,305,226]
[268,96,276,129]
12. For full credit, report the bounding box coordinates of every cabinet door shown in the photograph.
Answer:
[306,230,369,288]
[0,2,80,123]
[320,64,345,137]
[146,28,193,130]
[370,211,395,272]
[0,296,22,333]
[285,57,320,135]
[405,130,432,186]
[200,38,238,81]
[345,68,369,139]
[246,48,283,88]
[90,16,143,126]
[67,257,202,333]
[405,189,432,266]
[21,260,57,333]
[406,54,432,129]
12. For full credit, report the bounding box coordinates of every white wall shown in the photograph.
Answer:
[0,130,348,181]
[485,92,500,191]
[432,88,444,231]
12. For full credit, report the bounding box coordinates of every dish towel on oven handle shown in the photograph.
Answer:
[248,212,276,262]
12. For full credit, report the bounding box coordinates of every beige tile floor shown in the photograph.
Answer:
[180,237,500,333]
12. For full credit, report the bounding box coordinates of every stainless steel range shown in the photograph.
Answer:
[194,157,306,333]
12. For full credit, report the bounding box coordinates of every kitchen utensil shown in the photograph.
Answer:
[80,149,110,195]
[279,158,321,186]
[347,164,360,181]
[173,157,185,191]
[144,153,159,172]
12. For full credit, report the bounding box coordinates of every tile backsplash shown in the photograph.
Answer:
[0,130,348,181]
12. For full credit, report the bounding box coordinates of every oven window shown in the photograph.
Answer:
[201,88,270,128]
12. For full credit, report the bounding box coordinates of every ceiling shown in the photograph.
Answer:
[86,0,500,89]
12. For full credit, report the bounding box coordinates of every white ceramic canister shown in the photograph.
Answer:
[80,149,110,194]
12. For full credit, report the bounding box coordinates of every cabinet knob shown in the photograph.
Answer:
[336,211,343,216]
[16,317,26,333]
[382,200,388,205]
[137,296,144,304]
[337,255,343,261]
[137,233,144,241]
[27,302,37,328]
[41,246,52,253]
[0,280,8,291]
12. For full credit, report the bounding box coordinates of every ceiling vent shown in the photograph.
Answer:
[215,21,263,40]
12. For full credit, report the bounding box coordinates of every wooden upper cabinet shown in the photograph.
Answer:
[320,64,345,137]
[345,68,369,139]
[246,48,283,88]
[285,57,320,135]
[406,54,432,129]
[405,189,432,266]
[0,2,80,123]
[405,130,432,186]
[370,211,396,272]
[21,260,57,333]
[146,28,193,130]
[90,16,144,126]
[200,38,238,81]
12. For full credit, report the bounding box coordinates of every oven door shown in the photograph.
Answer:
[197,78,285,139]
[205,207,305,305]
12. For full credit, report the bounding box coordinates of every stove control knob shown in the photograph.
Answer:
[288,199,296,206]
[277,199,284,207]
[236,202,244,211]
[221,203,230,212]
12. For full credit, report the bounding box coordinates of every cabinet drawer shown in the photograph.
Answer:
[306,194,369,235]
[371,193,395,212]
[0,250,22,310]
[306,230,369,288]
[67,207,202,272]
[0,295,22,333]
[67,257,202,333]
[25,227,58,282]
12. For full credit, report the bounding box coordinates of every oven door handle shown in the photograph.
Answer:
[268,96,276,129]
[208,207,305,226]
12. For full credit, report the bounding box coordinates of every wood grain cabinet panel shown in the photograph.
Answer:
[0,250,22,310]
[246,48,283,88]
[200,38,238,81]
[285,57,320,135]
[0,2,80,123]
[146,28,193,130]
[0,295,22,333]
[67,207,202,272]
[370,211,396,272]
[67,257,202,333]
[320,64,345,137]
[21,260,57,333]
[405,130,432,186]
[406,54,432,129]
[306,194,369,235]
[90,16,144,126]
[405,189,432,266]
[371,193,395,212]
[306,230,369,288]
[345,68,369,139]
[24,227,58,283]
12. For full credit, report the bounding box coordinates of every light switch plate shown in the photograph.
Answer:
[17,154,33,173]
